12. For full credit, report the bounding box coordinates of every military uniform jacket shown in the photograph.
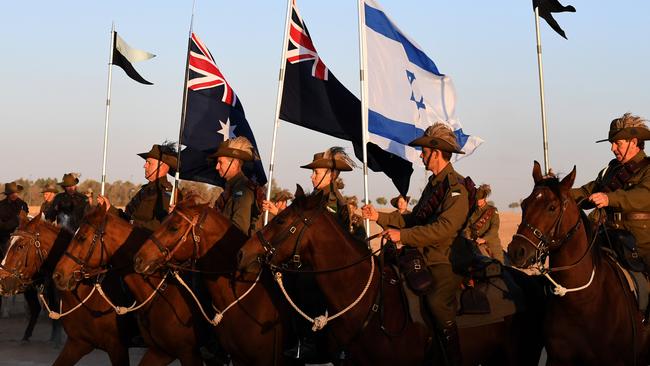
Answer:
[110,177,174,232]
[44,191,88,232]
[316,185,351,232]
[464,204,500,245]
[377,163,469,266]
[570,150,650,246]
[214,172,259,236]
[0,197,28,241]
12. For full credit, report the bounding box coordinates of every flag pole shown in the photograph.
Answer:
[534,6,550,175]
[357,0,371,238]
[100,22,115,196]
[263,0,293,225]
[171,0,196,206]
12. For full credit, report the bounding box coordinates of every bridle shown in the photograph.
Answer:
[513,187,587,273]
[0,229,48,289]
[149,207,208,267]
[62,216,112,283]
[255,206,322,271]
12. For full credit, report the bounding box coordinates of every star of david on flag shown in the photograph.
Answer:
[364,0,483,165]
[178,32,266,186]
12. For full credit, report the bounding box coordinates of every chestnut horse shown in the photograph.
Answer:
[133,198,292,366]
[52,204,207,366]
[0,215,133,366]
[508,161,650,366]
[238,186,544,366]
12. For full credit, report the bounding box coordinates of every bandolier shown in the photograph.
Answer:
[463,184,503,263]
[571,114,650,267]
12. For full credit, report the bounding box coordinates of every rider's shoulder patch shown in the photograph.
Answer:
[234,190,244,198]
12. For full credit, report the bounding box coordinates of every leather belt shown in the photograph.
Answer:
[609,211,650,222]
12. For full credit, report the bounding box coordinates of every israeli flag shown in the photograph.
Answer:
[364,0,483,165]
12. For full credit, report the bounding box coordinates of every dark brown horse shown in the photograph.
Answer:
[508,161,650,366]
[52,204,207,366]
[237,186,544,366]
[133,198,291,366]
[0,214,132,366]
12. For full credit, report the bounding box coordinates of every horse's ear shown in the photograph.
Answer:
[532,161,543,184]
[295,184,305,199]
[308,189,326,209]
[18,211,29,228]
[561,165,577,190]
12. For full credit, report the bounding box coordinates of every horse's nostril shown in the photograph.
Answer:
[134,255,142,266]
[52,272,62,284]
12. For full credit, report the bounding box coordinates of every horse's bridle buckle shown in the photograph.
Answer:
[533,228,543,239]
[289,226,297,234]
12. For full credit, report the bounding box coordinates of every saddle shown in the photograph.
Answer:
[606,251,650,314]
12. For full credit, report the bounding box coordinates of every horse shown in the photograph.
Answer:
[0,214,133,366]
[507,161,650,366]
[133,197,292,366]
[237,186,544,366]
[52,203,208,366]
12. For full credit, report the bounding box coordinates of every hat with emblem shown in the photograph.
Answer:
[300,147,356,171]
[58,173,80,187]
[408,122,465,154]
[596,113,650,143]
[390,195,411,208]
[476,184,492,200]
[138,142,178,170]
[3,182,24,195]
[209,136,259,162]
[41,184,59,194]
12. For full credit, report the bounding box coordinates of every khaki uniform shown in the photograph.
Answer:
[0,197,28,251]
[44,191,88,232]
[376,163,468,328]
[570,150,650,264]
[214,172,259,236]
[110,177,175,232]
[317,185,351,231]
[39,201,53,215]
[463,204,503,263]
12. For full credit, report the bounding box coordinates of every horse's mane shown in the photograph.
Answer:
[533,177,564,199]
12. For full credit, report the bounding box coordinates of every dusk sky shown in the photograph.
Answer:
[1,0,648,209]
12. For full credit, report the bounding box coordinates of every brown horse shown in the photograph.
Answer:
[52,204,207,366]
[133,198,291,366]
[0,214,132,366]
[237,186,544,366]
[507,161,650,366]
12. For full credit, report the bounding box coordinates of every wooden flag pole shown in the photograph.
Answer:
[100,22,115,196]
[534,6,551,175]
[263,0,293,225]
[171,0,196,206]
[357,0,371,239]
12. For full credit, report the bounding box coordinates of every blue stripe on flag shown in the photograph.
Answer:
[368,110,424,145]
[454,128,469,149]
[365,3,442,76]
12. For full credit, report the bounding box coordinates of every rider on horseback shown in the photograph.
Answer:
[44,173,89,233]
[97,143,179,231]
[362,123,469,366]
[463,184,504,263]
[570,113,650,269]
[211,136,261,236]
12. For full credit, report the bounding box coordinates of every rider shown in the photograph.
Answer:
[570,113,650,268]
[390,195,411,215]
[211,137,261,236]
[362,123,468,366]
[463,184,504,263]
[44,173,89,232]
[39,184,58,215]
[98,143,179,232]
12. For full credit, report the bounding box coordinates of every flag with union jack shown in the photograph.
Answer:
[178,32,266,187]
[279,0,413,196]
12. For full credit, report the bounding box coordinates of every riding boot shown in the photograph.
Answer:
[439,321,462,366]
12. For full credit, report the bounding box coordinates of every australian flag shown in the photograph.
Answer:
[178,33,267,187]
[279,0,412,196]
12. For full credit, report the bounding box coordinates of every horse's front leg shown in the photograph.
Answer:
[52,339,94,366]
[105,342,130,366]
[137,348,175,366]
[21,287,41,341]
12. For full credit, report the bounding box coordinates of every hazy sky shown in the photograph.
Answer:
[1,1,648,209]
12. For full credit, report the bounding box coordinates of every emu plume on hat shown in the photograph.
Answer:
[408,122,464,154]
[300,147,357,171]
[138,141,178,170]
[596,113,650,143]
[209,136,259,162]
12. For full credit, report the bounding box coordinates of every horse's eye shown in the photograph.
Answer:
[548,205,556,211]
[168,226,179,232]
[16,245,24,251]
[76,235,86,242]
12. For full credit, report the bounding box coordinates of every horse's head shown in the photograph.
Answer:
[52,204,113,291]
[507,161,580,268]
[134,196,214,275]
[0,215,60,295]
[238,185,328,272]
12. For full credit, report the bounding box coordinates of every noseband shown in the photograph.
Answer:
[1,229,47,287]
[63,217,111,283]
[149,208,208,267]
